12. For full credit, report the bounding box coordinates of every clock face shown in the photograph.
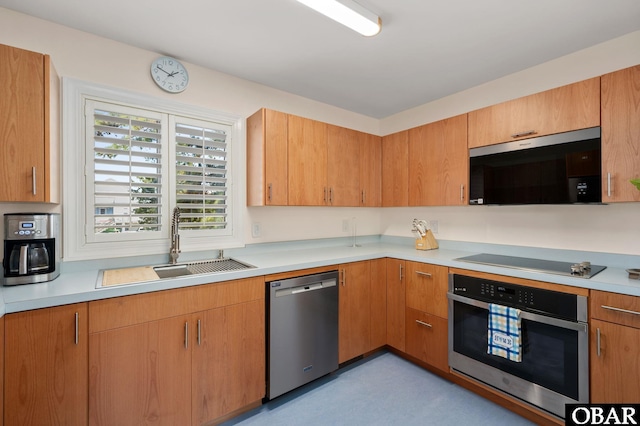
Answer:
[150,56,189,93]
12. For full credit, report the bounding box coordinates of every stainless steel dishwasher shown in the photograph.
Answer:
[267,270,339,399]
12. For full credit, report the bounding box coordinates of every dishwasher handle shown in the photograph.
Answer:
[275,280,336,297]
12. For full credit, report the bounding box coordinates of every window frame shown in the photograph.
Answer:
[62,78,245,261]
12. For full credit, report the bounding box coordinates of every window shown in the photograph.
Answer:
[63,79,244,261]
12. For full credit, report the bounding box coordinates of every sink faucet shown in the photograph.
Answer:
[170,207,180,264]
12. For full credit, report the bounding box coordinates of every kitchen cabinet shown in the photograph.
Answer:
[601,65,640,202]
[88,277,264,426]
[381,130,409,206]
[327,125,360,206]
[288,115,328,206]
[359,132,382,207]
[0,43,60,203]
[4,303,88,426]
[404,262,448,371]
[369,258,387,350]
[590,290,640,403]
[246,108,288,206]
[408,114,468,206]
[467,77,600,149]
[386,258,406,351]
[338,261,371,363]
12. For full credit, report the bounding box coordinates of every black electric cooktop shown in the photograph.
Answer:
[455,253,606,279]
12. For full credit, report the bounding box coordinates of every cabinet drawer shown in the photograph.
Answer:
[405,308,448,372]
[405,262,448,317]
[591,290,640,328]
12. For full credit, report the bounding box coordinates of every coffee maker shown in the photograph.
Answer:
[3,213,60,285]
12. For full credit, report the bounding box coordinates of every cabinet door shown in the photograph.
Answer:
[369,258,387,351]
[327,125,360,206]
[288,115,327,205]
[601,65,640,202]
[192,300,265,425]
[408,115,468,206]
[246,108,288,206]
[386,258,406,351]
[5,303,87,426]
[468,77,600,148]
[88,315,192,426]
[405,262,448,318]
[360,133,382,206]
[590,319,640,403]
[0,44,46,202]
[339,261,371,363]
[381,130,409,206]
[405,308,448,372]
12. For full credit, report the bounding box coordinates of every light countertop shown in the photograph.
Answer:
[2,237,640,315]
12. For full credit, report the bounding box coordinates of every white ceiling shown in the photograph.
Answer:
[2,0,640,118]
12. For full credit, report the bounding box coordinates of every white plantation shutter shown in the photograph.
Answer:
[173,116,231,233]
[87,100,168,241]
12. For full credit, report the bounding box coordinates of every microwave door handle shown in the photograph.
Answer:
[19,245,29,275]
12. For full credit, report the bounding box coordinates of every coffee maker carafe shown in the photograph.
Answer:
[3,213,60,285]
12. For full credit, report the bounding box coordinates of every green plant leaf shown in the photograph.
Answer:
[631,179,640,190]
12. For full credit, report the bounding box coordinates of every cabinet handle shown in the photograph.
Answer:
[75,312,79,345]
[32,166,37,195]
[416,320,433,328]
[601,305,640,317]
[596,327,601,357]
[340,268,346,286]
[460,184,464,202]
[197,319,202,346]
[329,187,333,204]
[184,322,189,349]
[399,264,403,281]
[267,183,272,202]
[607,173,612,198]
[416,271,433,278]
[362,190,366,205]
[323,187,327,204]
[511,130,537,138]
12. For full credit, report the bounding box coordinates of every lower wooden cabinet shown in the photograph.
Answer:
[4,303,88,426]
[590,290,640,403]
[405,307,448,372]
[386,258,406,351]
[88,277,265,426]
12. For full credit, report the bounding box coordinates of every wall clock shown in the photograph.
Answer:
[150,56,189,93]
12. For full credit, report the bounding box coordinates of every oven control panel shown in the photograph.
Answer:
[451,274,579,321]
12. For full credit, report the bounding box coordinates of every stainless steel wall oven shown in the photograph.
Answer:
[448,273,589,419]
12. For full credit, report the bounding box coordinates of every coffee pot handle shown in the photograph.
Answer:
[19,244,28,275]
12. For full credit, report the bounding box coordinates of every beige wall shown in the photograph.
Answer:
[1,7,639,257]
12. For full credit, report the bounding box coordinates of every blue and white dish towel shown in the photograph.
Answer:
[487,303,522,362]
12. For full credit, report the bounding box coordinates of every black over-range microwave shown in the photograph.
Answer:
[469,127,601,205]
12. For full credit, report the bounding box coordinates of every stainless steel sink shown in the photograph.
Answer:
[153,258,255,278]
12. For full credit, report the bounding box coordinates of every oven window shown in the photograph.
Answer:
[453,301,579,400]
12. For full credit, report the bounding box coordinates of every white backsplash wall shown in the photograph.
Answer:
[245,207,381,244]
[381,203,640,256]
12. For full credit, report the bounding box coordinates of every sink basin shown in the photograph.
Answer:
[153,258,255,278]
[100,258,256,288]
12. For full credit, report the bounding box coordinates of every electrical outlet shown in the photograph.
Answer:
[251,222,262,238]
[342,219,350,232]
[430,220,439,234]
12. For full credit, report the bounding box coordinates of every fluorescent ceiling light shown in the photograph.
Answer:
[296,0,381,37]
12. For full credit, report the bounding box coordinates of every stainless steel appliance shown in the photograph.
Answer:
[455,253,606,279]
[3,213,60,285]
[448,273,589,418]
[267,270,339,399]
[469,127,601,205]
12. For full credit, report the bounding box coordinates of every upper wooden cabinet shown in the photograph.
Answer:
[5,303,88,426]
[327,125,360,206]
[381,130,409,207]
[288,115,328,206]
[468,77,600,148]
[359,132,382,207]
[246,108,288,206]
[601,65,640,202]
[408,114,468,206]
[0,44,60,203]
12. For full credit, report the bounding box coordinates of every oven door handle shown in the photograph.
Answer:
[447,292,588,332]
